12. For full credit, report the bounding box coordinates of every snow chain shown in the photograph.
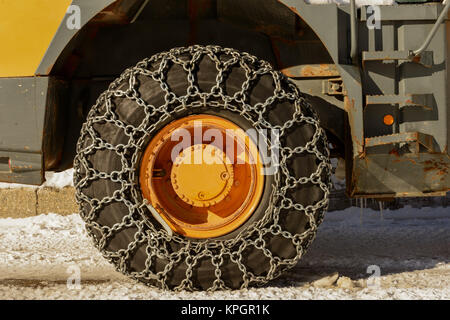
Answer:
[74,45,332,291]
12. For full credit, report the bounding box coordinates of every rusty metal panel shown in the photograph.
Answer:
[291,64,340,78]
[351,154,449,197]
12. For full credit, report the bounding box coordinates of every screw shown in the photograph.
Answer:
[221,172,230,180]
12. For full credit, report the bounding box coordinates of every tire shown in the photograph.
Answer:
[74,45,331,291]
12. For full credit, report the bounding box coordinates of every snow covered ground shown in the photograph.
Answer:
[0,206,448,300]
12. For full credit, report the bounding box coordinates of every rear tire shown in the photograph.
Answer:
[74,45,331,290]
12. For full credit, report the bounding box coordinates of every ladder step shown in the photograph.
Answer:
[362,50,433,67]
[366,94,434,109]
[365,132,435,153]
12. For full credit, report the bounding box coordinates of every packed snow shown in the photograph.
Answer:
[0,169,74,189]
[0,206,448,299]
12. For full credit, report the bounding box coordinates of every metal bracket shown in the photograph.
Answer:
[143,199,173,237]
[322,78,346,96]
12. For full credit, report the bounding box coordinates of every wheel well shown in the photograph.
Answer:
[48,0,347,171]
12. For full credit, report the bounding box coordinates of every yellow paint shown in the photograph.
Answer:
[0,0,72,77]
[171,144,235,207]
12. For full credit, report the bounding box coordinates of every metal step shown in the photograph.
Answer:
[362,50,433,67]
[366,94,434,109]
[365,132,435,153]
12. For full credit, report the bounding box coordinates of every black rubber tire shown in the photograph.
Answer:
[74,45,331,291]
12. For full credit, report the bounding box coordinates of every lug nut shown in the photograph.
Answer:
[221,172,230,180]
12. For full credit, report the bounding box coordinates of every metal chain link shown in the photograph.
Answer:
[73,45,332,291]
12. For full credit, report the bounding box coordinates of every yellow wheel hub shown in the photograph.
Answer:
[171,144,234,207]
[139,114,264,239]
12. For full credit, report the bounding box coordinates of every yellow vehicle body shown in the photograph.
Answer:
[0,0,71,77]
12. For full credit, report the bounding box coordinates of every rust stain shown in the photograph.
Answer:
[281,65,339,78]
[411,55,422,64]
[344,96,356,113]
[10,165,33,171]
[289,6,299,15]
[423,159,448,182]
[281,68,295,78]
[292,64,339,78]
[45,64,55,75]
[392,158,417,165]
[389,149,400,157]
[344,97,364,157]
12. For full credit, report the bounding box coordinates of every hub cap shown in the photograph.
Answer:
[139,115,265,239]
[171,144,234,207]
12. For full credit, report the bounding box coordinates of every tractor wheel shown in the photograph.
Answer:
[73,45,331,291]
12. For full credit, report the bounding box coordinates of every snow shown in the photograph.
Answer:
[0,168,74,189]
[0,206,448,299]
[41,169,75,189]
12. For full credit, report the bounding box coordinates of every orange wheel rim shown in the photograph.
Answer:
[139,114,265,239]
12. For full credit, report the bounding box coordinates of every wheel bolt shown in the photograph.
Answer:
[221,172,230,180]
